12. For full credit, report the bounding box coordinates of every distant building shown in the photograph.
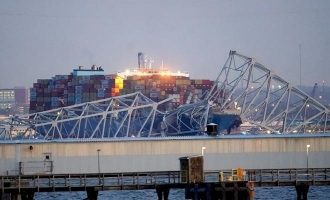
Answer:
[0,88,29,115]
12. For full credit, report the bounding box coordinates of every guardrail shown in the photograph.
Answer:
[1,168,330,193]
[246,168,330,186]
[1,171,181,193]
[206,168,330,186]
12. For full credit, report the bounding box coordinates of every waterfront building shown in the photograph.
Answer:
[0,87,29,115]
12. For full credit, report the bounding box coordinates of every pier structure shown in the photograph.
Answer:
[0,135,330,199]
[1,168,330,200]
[1,135,330,174]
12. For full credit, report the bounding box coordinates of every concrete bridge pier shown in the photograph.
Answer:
[295,183,309,200]
[156,186,170,200]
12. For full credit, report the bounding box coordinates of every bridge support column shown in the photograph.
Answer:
[295,183,309,200]
[156,186,170,200]
[86,189,98,200]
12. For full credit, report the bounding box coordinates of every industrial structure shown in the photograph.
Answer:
[1,51,330,140]
[1,91,209,139]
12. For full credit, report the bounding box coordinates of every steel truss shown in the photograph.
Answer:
[1,92,208,139]
[207,51,330,133]
[2,51,329,140]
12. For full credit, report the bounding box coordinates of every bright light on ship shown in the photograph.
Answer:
[118,68,189,78]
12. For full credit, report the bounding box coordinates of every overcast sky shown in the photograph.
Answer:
[1,0,330,88]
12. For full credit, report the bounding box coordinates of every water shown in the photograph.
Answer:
[34,186,330,199]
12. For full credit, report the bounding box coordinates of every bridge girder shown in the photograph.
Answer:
[207,51,330,133]
[1,92,208,140]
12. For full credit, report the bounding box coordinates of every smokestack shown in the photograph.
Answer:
[138,52,145,69]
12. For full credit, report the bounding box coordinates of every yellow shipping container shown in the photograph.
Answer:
[115,76,124,89]
[118,83,123,89]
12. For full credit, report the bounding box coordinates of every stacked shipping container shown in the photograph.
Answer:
[30,68,214,113]
[30,68,122,113]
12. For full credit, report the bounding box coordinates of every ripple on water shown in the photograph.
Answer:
[34,186,330,200]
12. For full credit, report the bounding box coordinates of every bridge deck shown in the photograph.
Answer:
[1,168,330,194]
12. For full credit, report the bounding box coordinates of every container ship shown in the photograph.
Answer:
[30,52,213,113]
[29,52,240,135]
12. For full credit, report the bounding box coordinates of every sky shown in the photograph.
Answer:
[0,0,330,88]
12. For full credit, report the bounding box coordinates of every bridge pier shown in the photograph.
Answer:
[295,183,309,200]
[156,186,170,200]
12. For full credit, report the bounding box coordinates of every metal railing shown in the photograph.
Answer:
[246,168,330,186]
[1,168,330,193]
[205,168,330,186]
[1,171,181,193]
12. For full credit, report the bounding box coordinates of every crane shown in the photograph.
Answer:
[311,83,318,98]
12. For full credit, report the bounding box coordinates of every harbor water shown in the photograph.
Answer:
[34,186,330,199]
